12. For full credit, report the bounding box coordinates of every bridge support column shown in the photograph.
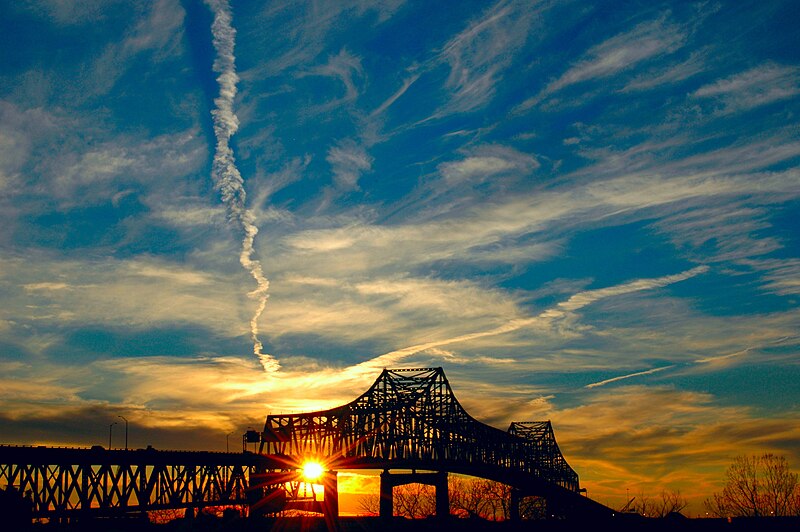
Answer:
[379,470,393,519]
[434,471,449,519]
[509,488,521,521]
[323,470,339,531]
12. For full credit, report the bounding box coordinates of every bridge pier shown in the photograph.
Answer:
[379,470,448,519]
[510,488,520,521]
[323,470,339,531]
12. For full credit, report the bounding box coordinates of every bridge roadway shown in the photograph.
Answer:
[1,367,614,523]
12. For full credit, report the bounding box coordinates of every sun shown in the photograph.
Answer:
[302,461,324,481]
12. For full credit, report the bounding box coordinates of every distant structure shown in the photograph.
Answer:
[0,367,611,526]
[255,367,610,521]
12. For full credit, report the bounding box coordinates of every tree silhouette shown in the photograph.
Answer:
[633,489,688,517]
[705,453,800,517]
[357,476,514,519]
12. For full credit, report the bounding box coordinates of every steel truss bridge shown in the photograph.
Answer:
[1,367,611,525]
[256,368,610,520]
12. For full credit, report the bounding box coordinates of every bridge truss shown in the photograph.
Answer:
[259,368,580,496]
[0,446,254,520]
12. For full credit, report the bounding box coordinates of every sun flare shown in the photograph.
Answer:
[302,461,324,481]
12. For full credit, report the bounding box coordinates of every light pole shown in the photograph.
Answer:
[226,432,234,452]
[118,415,128,450]
[108,421,118,450]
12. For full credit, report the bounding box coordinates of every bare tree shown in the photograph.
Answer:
[393,483,436,518]
[633,489,687,517]
[449,477,510,520]
[358,476,513,520]
[356,483,436,519]
[357,493,380,516]
[705,453,800,517]
[656,489,688,517]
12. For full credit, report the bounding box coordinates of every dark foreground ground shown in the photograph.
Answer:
[23,515,800,532]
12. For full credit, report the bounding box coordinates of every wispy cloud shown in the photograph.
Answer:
[326,138,373,190]
[553,385,800,512]
[352,266,708,370]
[438,144,538,184]
[438,0,540,115]
[302,49,364,103]
[692,63,800,114]
[519,14,688,110]
[622,48,709,92]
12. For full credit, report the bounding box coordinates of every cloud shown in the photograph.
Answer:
[0,102,61,193]
[622,48,709,92]
[550,385,800,513]
[350,266,708,370]
[302,49,364,103]
[438,0,540,115]
[692,63,800,114]
[0,255,247,337]
[43,130,207,206]
[205,0,276,372]
[326,139,373,190]
[18,0,121,26]
[520,14,688,110]
[74,0,186,99]
[739,258,800,296]
[585,365,675,388]
[244,1,404,80]
[438,144,539,184]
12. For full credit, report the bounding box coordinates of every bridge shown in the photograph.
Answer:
[0,367,612,525]
[254,367,610,520]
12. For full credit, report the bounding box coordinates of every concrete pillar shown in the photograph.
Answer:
[379,470,393,519]
[434,471,449,519]
[323,470,339,531]
[509,488,520,521]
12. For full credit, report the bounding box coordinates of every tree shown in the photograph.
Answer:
[393,483,436,519]
[449,476,511,520]
[357,476,513,520]
[705,453,800,517]
[357,483,437,518]
[634,489,688,517]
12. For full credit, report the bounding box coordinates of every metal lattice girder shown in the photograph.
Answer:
[258,368,580,493]
[0,446,259,518]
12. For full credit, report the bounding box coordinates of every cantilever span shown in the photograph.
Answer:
[258,368,585,502]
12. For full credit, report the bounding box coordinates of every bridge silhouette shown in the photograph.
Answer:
[1,367,611,525]
[255,367,609,520]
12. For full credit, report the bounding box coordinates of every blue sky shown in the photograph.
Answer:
[1,0,799,513]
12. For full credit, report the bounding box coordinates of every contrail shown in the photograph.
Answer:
[205,0,278,372]
[353,265,710,372]
[585,365,675,388]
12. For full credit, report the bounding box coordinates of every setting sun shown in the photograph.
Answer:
[302,461,324,482]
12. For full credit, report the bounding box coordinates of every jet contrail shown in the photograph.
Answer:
[353,265,710,372]
[205,0,278,372]
[585,365,675,388]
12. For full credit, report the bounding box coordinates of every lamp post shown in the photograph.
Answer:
[118,415,128,450]
[108,421,118,450]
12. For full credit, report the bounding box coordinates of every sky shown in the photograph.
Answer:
[1,0,799,516]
